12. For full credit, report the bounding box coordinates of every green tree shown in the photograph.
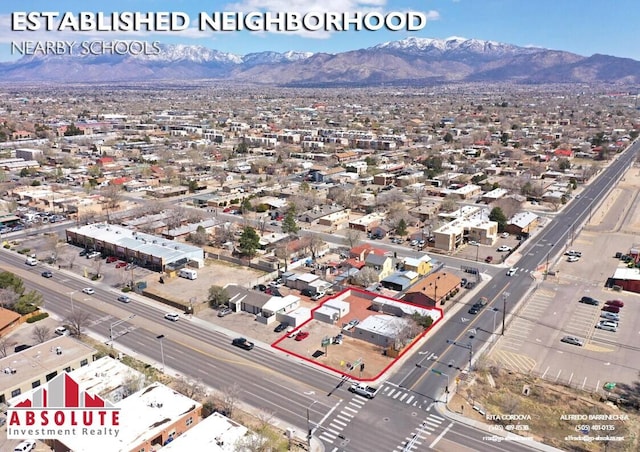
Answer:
[187,179,199,193]
[489,207,508,231]
[208,285,230,308]
[558,158,571,171]
[396,218,408,237]
[64,122,83,136]
[0,271,25,295]
[240,197,253,214]
[15,290,43,314]
[443,132,453,143]
[281,211,300,235]
[238,226,260,257]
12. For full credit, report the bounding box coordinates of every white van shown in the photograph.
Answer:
[25,256,38,266]
[179,268,197,280]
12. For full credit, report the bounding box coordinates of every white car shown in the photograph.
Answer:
[497,245,512,252]
[54,326,69,336]
[596,320,617,332]
[506,268,517,276]
[567,256,580,262]
[468,240,479,246]
[82,287,95,295]
[501,232,510,238]
[164,312,180,322]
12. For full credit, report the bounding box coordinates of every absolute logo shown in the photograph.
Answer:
[7,372,120,440]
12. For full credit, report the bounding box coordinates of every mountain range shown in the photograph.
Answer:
[2,37,639,86]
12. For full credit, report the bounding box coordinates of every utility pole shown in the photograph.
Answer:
[307,400,318,451]
[502,292,510,335]
[157,334,166,373]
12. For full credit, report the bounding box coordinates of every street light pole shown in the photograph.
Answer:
[307,400,318,451]
[475,243,479,262]
[68,291,75,312]
[109,314,136,348]
[156,334,166,373]
[501,292,510,335]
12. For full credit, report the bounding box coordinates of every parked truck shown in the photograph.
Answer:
[348,382,378,399]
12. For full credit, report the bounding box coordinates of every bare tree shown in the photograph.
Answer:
[0,287,19,310]
[0,337,14,358]
[439,195,459,213]
[274,243,292,272]
[306,235,327,261]
[171,377,207,401]
[65,310,92,337]
[214,223,235,246]
[219,383,241,418]
[351,267,380,287]
[491,197,522,220]
[188,226,209,246]
[121,372,146,399]
[32,325,51,343]
[101,184,122,219]
[344,229,363,248]
[41,233,60,263]
[164,207,186,231]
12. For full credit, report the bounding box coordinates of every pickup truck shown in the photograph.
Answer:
[348,383,378,399]
[232,337,254,350]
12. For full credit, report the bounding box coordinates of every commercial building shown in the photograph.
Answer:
[65,223,205,271]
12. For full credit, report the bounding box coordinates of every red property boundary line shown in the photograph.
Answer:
[271,287,443,382]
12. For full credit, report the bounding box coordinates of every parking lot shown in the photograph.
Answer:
[489,164,640,393]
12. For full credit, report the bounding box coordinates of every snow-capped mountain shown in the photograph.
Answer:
[139,44,243,64]
[1,38,638,85]
[373,36,540,57]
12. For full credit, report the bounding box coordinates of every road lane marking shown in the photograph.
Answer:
[429,421,453,449]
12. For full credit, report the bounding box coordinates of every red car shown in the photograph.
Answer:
[485,255,493,263]
[106,256,118,263]
[602,305,620,314]
[115,261,127,268]
[605,300,624,308]
[295,331,309,341]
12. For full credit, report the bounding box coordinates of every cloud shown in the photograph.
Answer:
[224,0,389,13]
[424,10,441,21]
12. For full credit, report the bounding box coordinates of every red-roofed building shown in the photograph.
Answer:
[553,149,573,158]
[96,157,114,166]
[109,177,130,186]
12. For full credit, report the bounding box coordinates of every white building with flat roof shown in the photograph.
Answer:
[65,223,205,271]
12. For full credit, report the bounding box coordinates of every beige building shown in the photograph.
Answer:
[0,335,97,406]
[433,206,498,252]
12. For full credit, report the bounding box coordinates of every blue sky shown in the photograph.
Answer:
[1,0,639,61]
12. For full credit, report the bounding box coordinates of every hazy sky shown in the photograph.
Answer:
[1,0,639,61]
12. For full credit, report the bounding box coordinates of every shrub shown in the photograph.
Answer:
[122,287,131,293]
[18,248,31,254]
[3,244,10,249]
[26,312,49,323]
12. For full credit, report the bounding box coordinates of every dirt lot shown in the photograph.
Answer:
[452,367,639,452]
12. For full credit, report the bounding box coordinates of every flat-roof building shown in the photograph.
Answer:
[65,223,205,271]
[0,335,97,406]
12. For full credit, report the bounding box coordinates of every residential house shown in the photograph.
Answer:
[403,255,432,275]
[381,270,419,291]
[506,211,539,235]
[403,271,462,307]
[363,253,394,282]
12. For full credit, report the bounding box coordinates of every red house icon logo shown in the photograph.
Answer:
[7,372,120,440]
